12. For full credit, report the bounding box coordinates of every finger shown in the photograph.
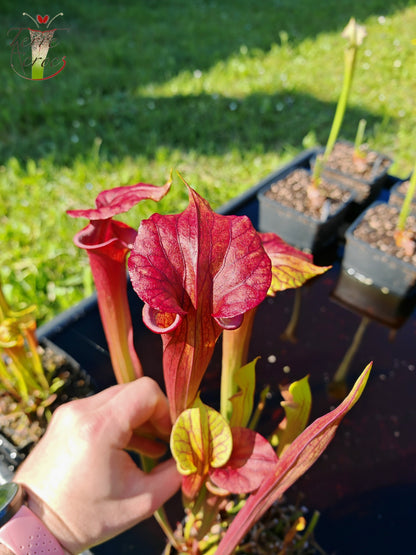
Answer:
[132,459,181,519]
[105,377,172,446]
[63,382,126,412]
[133,421,170,442]
[127,433,168,458]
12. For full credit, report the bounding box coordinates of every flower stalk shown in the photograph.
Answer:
[311,18,367,188]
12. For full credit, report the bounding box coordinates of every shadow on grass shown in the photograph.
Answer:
[0,89,396,164]
[4,0,415,84]
[1,0,411,164]
[63,0,416,85]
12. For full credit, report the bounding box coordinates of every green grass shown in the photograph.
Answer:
[1,0,416,323]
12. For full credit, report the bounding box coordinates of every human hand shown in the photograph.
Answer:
[14,377,181,554]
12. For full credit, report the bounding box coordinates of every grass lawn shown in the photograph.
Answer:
[1,0,416,322]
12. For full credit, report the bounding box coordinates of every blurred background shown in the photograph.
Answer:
[1,0,416,322]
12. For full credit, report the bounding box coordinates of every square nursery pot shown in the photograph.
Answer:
[257,149,356,255]
[341,200,416,324]
[330,267,416,329]
[311,140,393,217]
[388,176,416,209]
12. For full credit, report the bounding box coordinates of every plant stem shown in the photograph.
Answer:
[153,510,180,551]
[0,356,20,399]
[5,356,29,401]
[396,165,416,232]
[280,288,302,343]
[0,283,10,320]
[249,385,270,431]
[312,40,359,186]
[293,510,322,552]
[140,454,180,550]
[24,324,49,391]
[5,344,42,392]
[220,308,256,421]
[331,316,370,387]
[353,118,367,158]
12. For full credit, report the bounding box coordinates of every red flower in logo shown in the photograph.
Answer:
[36,14,49,24]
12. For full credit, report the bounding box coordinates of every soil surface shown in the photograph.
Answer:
[320,169,370,203]
[168,496,321,555]
[323,142,391,181]
[388,179,416,209]
[265,168,351,220]
[316,142,391,203]
[237,497,321,554]
[352,203,416,265]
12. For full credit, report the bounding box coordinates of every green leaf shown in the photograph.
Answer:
[229,357,258,428]
[272,375,312,456]
[170,402,233,477]
[259,233,330,295]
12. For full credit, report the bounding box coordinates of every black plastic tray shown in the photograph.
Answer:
[33,165,416,555]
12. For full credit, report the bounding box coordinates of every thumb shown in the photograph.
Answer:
[136,459,181,519]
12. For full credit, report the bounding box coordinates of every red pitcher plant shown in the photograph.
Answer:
[70,177,372,554]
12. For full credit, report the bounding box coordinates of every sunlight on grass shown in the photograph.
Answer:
[138,5,416,173]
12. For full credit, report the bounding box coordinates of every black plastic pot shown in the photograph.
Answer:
[311,140,393,217]
[388,176,415,209]
[256,149,356,255]
[331,267,416,329]
[342,201,416,301]
[0,433,24,483]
